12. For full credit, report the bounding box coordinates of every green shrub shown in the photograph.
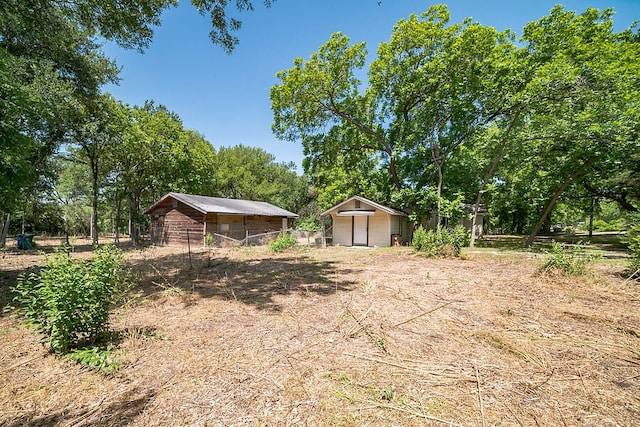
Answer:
[295,216,321,232]
[12,244,127,354]
[540,241,599,276]
[411,226,429,253]
[269,232,296,253]
[593,218,626,232]
[624,219,640,275]
[66,345,122,374]
[412,225,470,257]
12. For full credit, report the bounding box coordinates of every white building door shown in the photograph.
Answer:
[353,216,368,246]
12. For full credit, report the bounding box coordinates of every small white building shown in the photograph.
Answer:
[321,196,411,247]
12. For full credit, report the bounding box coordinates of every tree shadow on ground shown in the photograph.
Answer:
[4,386,155,427]
[128,250,359,311]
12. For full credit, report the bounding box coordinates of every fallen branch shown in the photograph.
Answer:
[624,268,640,283]
[475,365,486,427]
[345,307,373,337]
[364,399,460,425]
[392,301,453,328]
[7,355,42,371]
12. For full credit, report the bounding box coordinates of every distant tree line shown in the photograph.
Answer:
[0,0,306,247]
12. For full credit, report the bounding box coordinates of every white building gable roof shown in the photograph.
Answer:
[321,195,407,217]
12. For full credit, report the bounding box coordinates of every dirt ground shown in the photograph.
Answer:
[1,239,639,426]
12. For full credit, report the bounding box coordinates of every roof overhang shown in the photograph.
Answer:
[336,210,375,216]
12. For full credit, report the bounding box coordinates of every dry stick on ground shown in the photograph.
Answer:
[624,268,640,283]
[392,301,453,328]
[503,402,526,427]
[345,307,373,337]
[64,385,144,427]
[475,365,486,427]
[346,307,389,352]
[364,400,461,426]
[7,355,43,371]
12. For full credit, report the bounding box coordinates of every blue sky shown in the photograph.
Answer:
[102,0,640,172]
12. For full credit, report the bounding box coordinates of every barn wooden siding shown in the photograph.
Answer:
[210,215,289,241]
[150,200,205,246]
[149,200,292,246]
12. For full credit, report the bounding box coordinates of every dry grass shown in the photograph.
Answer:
[1,239,639,426]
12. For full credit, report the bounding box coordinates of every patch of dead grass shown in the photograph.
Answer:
[1,243,639,425]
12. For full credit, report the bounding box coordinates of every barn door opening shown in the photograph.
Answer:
[352,216,368,246]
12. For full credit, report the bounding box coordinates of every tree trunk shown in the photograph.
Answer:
[62,211,70,246]
[91,175,99,245]
[524,158,594,247]
[432,143,443,230]
[470,107,526,246]
[128,197,138,246]
[113,195,121,243]
[588,197,596,238]
[0,213,10,247]
[389,156,402,191]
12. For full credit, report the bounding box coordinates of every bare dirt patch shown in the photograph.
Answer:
[1,243,639,425]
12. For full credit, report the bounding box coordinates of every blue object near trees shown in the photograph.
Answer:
[16,234,34,249]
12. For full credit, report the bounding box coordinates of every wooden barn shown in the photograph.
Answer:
[145,192,298,247]
[322,196,411,247]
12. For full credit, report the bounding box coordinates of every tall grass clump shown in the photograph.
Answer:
[270,232,296,253]
[412,225,470,257]
[539,241,599,276]
[12,244,127,354]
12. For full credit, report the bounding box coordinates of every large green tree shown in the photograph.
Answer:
[213,145,306,212]
[515,6,640,246]
[271,5,516,222]
[69,94,127,244]
[0,0,119,245]
[107,101,218,244]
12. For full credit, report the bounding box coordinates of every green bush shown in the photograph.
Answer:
[12,244,127,354]
[593,218,626,232]
[539,241,599,276]
[412,225,470,257]
[269,232,297,253]
[624,219,640,275]
[66,345,122,374]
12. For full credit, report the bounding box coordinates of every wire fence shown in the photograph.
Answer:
[206,227,332,248]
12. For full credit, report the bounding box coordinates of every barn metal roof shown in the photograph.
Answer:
[145,192,298,217]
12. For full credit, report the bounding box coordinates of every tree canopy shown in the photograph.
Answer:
[271,4,640,243]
